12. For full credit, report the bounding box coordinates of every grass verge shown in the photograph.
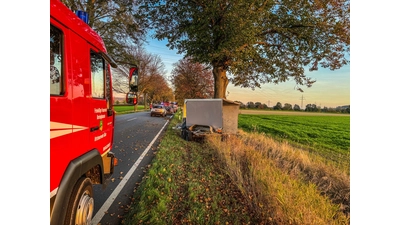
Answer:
[123,115,258,224]
[123,114,349,225]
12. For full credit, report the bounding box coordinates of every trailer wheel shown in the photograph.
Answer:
[181,129,185,139]
[186,131,193,141]
[182,130,188,140]
[64,177,94,225]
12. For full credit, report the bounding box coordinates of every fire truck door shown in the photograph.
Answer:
[89,48,113,155]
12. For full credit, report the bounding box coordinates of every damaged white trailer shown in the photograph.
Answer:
[180,99,240,141]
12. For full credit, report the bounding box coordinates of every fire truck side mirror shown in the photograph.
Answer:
[129,66,139,92]
[126,92,138,105]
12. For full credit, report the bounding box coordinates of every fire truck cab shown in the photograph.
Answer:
[50,1,137,224]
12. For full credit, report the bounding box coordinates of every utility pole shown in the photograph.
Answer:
[300,95,305,109]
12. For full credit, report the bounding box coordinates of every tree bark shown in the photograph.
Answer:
[212,64,229,99]
[143,92,147,109]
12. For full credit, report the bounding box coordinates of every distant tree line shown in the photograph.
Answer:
[235,101,350,114]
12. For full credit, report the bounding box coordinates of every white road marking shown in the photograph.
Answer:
[91,119,170,225]
[127,118,137,121]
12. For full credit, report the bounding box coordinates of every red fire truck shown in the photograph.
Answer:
[50,0,138,224]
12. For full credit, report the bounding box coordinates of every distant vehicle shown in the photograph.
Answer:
[163,102,171,108]
[151,104,167,117]
[165,105,175,115]
[172,104,178,113]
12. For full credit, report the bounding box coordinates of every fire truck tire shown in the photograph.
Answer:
[64,177,94,225]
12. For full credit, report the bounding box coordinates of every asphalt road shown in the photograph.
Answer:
[91,111,173,225]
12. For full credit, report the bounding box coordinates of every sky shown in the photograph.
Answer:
[144,38,350,109]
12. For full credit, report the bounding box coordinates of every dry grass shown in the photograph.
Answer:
[205,130,350,225]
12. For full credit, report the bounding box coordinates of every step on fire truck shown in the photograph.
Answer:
[50,0,138,224]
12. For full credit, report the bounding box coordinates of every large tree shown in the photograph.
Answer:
[146,74,174,104]
[137,0,350,98]
[61,0,147,62]
[170,57,214,104]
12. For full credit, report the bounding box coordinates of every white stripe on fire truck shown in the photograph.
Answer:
[50,188,58,198]
[50,121,88,139]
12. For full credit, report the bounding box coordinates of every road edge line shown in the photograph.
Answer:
[91,119,170,225]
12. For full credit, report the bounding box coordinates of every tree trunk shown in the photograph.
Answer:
[143,92,147,109]
[212,64,229,99]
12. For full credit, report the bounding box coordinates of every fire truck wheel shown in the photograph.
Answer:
[64,177,94,225]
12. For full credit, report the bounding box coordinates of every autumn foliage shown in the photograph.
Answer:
[170,57,214,103]
[137,0,350,98]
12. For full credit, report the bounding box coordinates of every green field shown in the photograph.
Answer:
[113,104,145,114]
[238,114,350,166]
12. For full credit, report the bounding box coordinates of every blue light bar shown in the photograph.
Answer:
[76,10,89,24]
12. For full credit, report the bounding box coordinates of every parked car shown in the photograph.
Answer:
[171,104,177,113]
[151,104,166,117]
[165,105,175,115]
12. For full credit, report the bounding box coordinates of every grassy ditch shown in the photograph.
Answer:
[123,114,349,225]
[206,131,349,224]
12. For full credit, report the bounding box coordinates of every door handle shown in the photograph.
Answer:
[90,126,99,132]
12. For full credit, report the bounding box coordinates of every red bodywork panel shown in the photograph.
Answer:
[50,0,114,197]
